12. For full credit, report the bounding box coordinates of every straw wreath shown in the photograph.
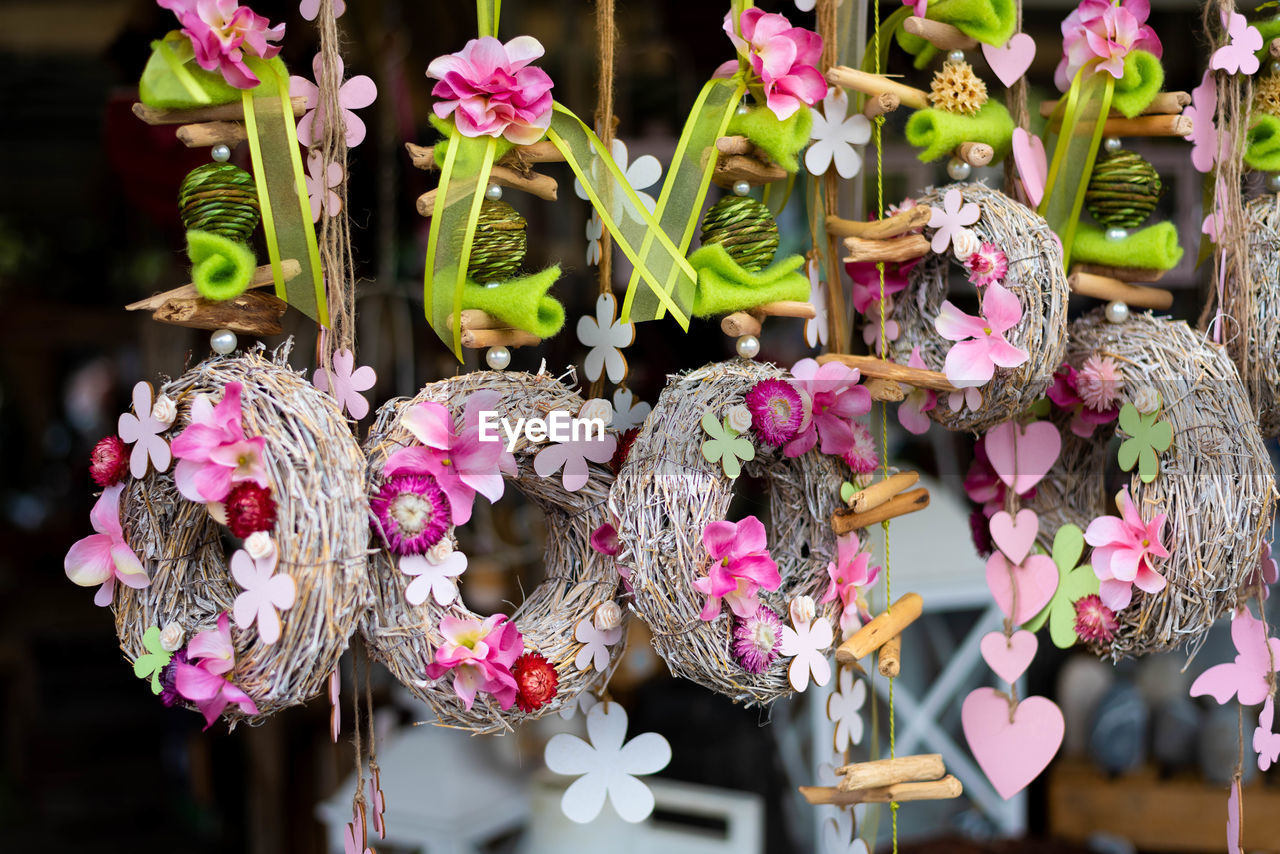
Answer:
[884,181,1070,433]
[116,343,371,723]
[610,360,844,706]
[1223,194,1280,437]
[1029,310,1276,659]
[361,370,625,734]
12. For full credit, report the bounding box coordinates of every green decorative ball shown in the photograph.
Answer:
[467,199,527,283]
[699,195,779,272]
[1085,150,1162,229]
[179,162,260,244]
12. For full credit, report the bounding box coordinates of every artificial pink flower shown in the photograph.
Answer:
[784,359,872,458]
[731,604,784,674]
[1074,594,1119,643]
[158,0,285,90]
[1055,0,1162,91]
[933,283,1029,387]
[694,516,781,621]
[898,346,938,435]
[173,613,259,726]
[1085,486,1170,611]
[964,243,1008,288]
[171,382,268,504]
[720,8,826,121]
[1047,363,1119,437]
[590,523,619,556]
[902,0,928,18]
[1075,355,1123,411]
[64,484,149,607]
[820,533,880,636]
[847,258,917,314]
[745,378,806,447]
[426,36,554,145]
[424,614,524,710]
[843,422,878,475]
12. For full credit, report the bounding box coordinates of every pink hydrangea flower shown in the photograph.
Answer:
[843,422,878,475]
[898,347,938,435]
[157,0,285,90]
[719,8,826,121]
[173,613,259,726]
[1055,0,1162,91]
[424,615,524,710]
[1084,486,1169,611]
[933,283,1029,387]
[64,484,149,607]
[964,243,1008,288]
[784,359,872,458]
[1076,355,1123,411]
[694,516,781,621]
[820,533,880,636]
[171,382,268,505]
[744,378,806,447]
[426,36,554,145]
[1047,363,1119,438]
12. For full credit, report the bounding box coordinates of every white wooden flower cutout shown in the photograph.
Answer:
[401,550,467,606]
[804,257,829,348]
[822,806,870,854]
[780,596,834,691]
[559,689,600,721]
[544,702,671,824]
[574,617,623,672]
[574,138,663,223]
[611,387,651,431]
[585,211,604,267]
[806,87,871,179]
[826,667,867,751]
[577,292,634,384]
[118,381,172,478]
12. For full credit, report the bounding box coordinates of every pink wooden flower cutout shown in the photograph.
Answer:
[314,348,376,420]
[927,188,980,255]
[299,0,344,21]
[343,802,372,854]
[231,545,296,645]
[1254,695,1280,772]
[1190,607,1280,707]
[574,617,622,672]
[1186,71,1217,174]
[64,484,149,606]
[933,283,1029,386]
[118,381,173,478]
[306,150,343,222]
[401,550,467,606]
[533,429,617,492]
[290,54,378,148]
[1211,12,1262,76]
[368,769,387,839]
[1227,776,1243,854]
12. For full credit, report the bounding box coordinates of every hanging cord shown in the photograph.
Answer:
[1002,0,1029,196]
[589,0,618,402]
[350,643,368,823]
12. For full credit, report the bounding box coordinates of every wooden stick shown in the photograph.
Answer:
[827,66,930,111]
[177,121,246,148]
[405,140,564,171]
[721,312,762,337]
[132,97,307,126]
[460,327,541,349]
[151,291,287,336]
[850,471,920,512]
[416,165,558,215]
[817,353,959,393]
[903,16,978,50]
[843,233,931,264]
[832,488,930,535]
[1039,91,1190,119]
[863,91,901,118]
[446,309,509,331]
[955,141,993,167]
[801,776,962,806]
[826,205,931,240]
[712,154,787,187]
[125,261,299,312]
[837,754,943,790]
[1047,113,1192,138]
[865,377,905,403]
[835,593,924,664]
[878,633,902,678]
[714,136,769,158]
[1068,271,1174,309]
[1272,38,1280,60]
[1074,263,1166,283]
[749,301,817,320]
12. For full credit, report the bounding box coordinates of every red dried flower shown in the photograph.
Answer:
[1074,594,1119,644]
[225,482,278,538]
[611,428,640,475]
[90,436,129,487]
[512,651,559,713]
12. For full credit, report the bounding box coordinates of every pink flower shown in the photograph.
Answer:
[424,614,524,710]
[731,604,783,674]
[171,382,268,504]
[157,0,284,90]
[64,484,149,607]
[1047,364,1119,437]
[898,347,938,435]
[784,359,872,458]
[721,8,826,121]
[426,36,554,145]
[820,533,880,636]
[1055,0,1162,91]
[1076,355,1123,411]
[385,390,516,525]
[290,55,378,149]
[694,516,781,621]
[371,473,451,555]
[1084,486,1170,611]
[964,243,1007,287]
[173,613,259,726]
[847,257,917,314]
[843,422,878,475]
[1246,540,1278,600]
[1074,594,1119,643]
[933,283,1029,387]
[590,523,619,556]
[902,0,928,18]
[964,436,1034,516]
[744,378,805,447]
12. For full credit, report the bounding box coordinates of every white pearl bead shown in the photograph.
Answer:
[947,157,972,181]
[736,104,750,116]
[485,345,511,370]
[210,328,238,355]
[1103,137,1122,154]
[485,184,503,202]
[1268,173,1280,193]
[211,144,232,163]
[948,49,966,63]
[736,334,760,359]
[1105,300,1130,325]
[1272,61,1280,76]
[1105,227,1128,241]
[484,281,501,289]
[733,180,751,197]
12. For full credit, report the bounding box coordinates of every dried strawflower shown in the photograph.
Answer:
[964,243,1008,288]
[1076,355,1123,411]
[969,508,993,556]
[512,651,559,712]
[371,473,451,555]
[929,59,988,116]
[1074,594,1119,643]
[610,427,639,475]
[224,482,278,538]
[842,421,878,475]
[745,378,805,447]
[90,436,129,487]
[732,604,783,674]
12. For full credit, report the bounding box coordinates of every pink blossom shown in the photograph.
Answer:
[1247,540,1278,600]
[721,8,826,121]
[171,382,268,504]
[426,36,554,145]
[902,0,928,19]
[1084,486,1169,611]
[847,257,917,314]
[424,615,524,709]
[590,523,619,556]
[157,0,285,90]
[898,347,938,435]
[820,533,880,636]
[842,422,878,475]
[64,484,149,607]
[933,283,1029,387]
[1076,355,1123,411]
[784,359,872,458]
[173,613,259,726]
[964,243,1008,288]
[1047,363,1119,437]
[694,516,781,621]
[1055,0,1162,91]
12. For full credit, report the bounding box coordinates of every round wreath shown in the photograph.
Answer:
[360,371,626,733]
[1223,194,1280,437]
[115,346,370,723]
[881,182,1070,433]
[1029,310,1276,659]
[610,360,852,706]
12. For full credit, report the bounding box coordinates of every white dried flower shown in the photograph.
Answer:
[426,537,455,565]
[159,622,185,652]
[593,601,623,632]
[150,395,177,426]
[952,228,981,261]
[245,531,275,561]
[726,404,753,434]
[1133,387,1160,414]
[578,398,614,427]
[791,595,817,626]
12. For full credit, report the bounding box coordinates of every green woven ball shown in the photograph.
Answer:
[1085,150,1162,229]
[467,199,527,283]
[700,195,779,272]
[179,162,260,244]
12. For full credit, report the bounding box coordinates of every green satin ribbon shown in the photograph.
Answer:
[241,57,327,324]
[477,0,500,38]
[156,38,211,105]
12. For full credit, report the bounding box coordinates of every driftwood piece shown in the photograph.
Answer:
[827,66,930,111]
[126,260,299,312]
[835,592,924,663]
[1074,263,1166,283]
[1068,271,1174,309]
[865,377,905,402]
[405,140,565,172]
[1039,91,1190,119]
[850,471,920,512]
[843,233,931,264]
[903,16,978,50]
[837,754,944,791]
[955,141,994,167]
[817,353,959,393]
[832,488,930,535]
[132,97,307,126]
[721,312,762,337]
[826,205,931,239]
[461,327,541,349]
[712,153,788,187]
[863,91,901,118]
[752,301,816,320]
[800,776,963,806]
[152,291,287,336]
[878,634,902,678]
[1047,113,1192,138]
[177,121,247,148]
[416,165,559,215]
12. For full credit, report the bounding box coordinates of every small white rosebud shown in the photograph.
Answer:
[578,398,614,426]
[952,228,981,261]
[791,595,817,626]
[426,538,454,565]
[726,404,753,434]
[1133,387,1160,414]
[245,531,275,561]
[151,395,177,426]
[593,601,623,632]
[159,622,185,652]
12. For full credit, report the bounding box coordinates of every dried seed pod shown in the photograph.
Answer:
[1085,150,1162,229]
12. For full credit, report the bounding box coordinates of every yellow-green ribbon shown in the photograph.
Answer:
[156,38,211,105]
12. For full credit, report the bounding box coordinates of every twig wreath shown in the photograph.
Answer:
[360,371,626,733]
[1226,194,1280,437]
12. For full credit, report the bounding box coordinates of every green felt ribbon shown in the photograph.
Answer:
[725,105,812,174]
[1041,67,1115,270]
[1246,114,1280,172]
[1072,222,1183,271]
[905,101,1014,163]
[1109,50,1164,119]
[894,0,1016,69]
[187,230,257,301]
[139,33,291,110]
[460,267,565,337]
[688,244,808,317]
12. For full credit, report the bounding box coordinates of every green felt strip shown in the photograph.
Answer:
[139,33,288,109]
[896,0,1016,68]
[688,244,808,317]
[1247,114,1280,172]
[1072,222,1183,271]
[187,229,257,301]
[905,100,1014,163]
[429,115,516,170]
[725,105,813,175]
[1256,17,1280,64]
[460,266,565,337]
[1110,51,1164,119]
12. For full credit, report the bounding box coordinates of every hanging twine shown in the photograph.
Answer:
[589,0,618,401]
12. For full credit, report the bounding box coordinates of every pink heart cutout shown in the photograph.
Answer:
[980,630,1039,683]
[989,508,1039,565]
[1011,128,1047,209]
[983,33,1036,88]
[984,420,1060,497]
[986,552,1058,624]
[962,687,1064,799]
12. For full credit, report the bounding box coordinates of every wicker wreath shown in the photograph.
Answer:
[1029,310,1276,659]
[116,346,371,723]
[882,182,1070,432]
[610,360,846,706]
[1220,194,1280,437]
[360,371,625,734]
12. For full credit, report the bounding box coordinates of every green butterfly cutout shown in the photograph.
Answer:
[133,625,173,695]
[700,411,755,478]
[1023,524,1100,649]
[1116,400,1172,484]
[840,481,856,504]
